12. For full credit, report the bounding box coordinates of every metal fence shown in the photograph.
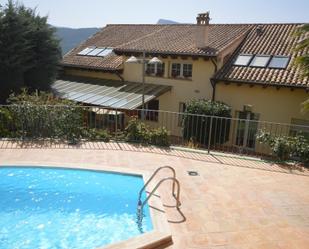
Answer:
[1,105,308,158]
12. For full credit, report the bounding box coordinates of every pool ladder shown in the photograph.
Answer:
[137,166,181,212]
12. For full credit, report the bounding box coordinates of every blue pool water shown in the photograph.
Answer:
[0,167,152,249]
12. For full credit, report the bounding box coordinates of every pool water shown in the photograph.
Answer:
[0,167,152,249]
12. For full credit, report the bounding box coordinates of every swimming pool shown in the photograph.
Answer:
[0,166,153,249]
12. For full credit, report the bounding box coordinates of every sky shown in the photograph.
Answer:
[0,0,308,28]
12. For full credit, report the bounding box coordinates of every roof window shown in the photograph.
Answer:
[233,54,253,66]
[268,56,290,69]
[250,55,271,67]
[77,47,113,57]
[87,48,105,56]
[77,47,95,55]
[97,48,114,57]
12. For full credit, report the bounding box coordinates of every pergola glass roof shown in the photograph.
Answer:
[52,77,171,110]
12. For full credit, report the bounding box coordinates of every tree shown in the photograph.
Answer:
[0,0,61,103]
[294,24,309,112]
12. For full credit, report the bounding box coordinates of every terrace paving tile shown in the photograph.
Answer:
[0,143,309,249]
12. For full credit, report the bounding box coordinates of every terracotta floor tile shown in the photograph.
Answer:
[1,145,309,249]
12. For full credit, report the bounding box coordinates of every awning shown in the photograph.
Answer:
[52,76,171,110]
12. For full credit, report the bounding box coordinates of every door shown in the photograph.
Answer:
[236,111,259,149]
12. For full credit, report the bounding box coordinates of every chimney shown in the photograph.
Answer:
[195,12,210,49]
[256,25,264,36]
[196,12,211,25]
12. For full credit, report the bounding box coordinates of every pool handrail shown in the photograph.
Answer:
[137,166,176,205]
[138,177,181,211]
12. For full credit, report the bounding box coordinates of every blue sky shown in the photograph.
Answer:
[1,0,308,28]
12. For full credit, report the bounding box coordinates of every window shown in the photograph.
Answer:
[78,47,95,55]
[171,63,193,78]
[268,56,290,69]
[234,54,290,69]
[146,63,156,75]
[178,102,186,126]
[250,55,271,67]
[183,64,193,78]
[87,48,105,56]
[97,48,113,57]
[171,63,181,77]
[77,47,113,57]
[156,63,165,76]
[145,63,165,76]
[145,100,159,122]
[234,54,253,66]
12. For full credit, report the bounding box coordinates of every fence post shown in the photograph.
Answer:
[115,109,118,141]
[207,116,213,154]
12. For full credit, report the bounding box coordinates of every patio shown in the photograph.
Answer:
[1,144,309,249]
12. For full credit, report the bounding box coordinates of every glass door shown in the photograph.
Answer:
[236,111,259,149]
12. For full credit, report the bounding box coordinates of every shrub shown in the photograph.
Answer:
[125,117,149,143]
[0,107,13,137]
[290,135,309,164]
[150,127,169,147]
[183,99,231,146]
[257,130,309,164]
[125,117,170,146]
[84,128,110,142]
[4,90,86,143]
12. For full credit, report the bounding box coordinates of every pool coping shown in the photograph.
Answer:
[1,163,173,249]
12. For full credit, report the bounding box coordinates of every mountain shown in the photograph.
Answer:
[55,20,179,55]
[55,27,100,55]
[157,19,179,24]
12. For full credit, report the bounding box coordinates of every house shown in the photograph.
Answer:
[55,13,309,150]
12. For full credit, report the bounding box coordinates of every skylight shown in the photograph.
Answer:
[268,56,290,69]
[78,47,95,55]
[250,55,271,67]
[77,47,113,57]
[97,48,113,57]
[87,48,105,56]
[234,54,253,66]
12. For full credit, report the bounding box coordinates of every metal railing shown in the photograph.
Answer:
[0,104,308,159]
[137,166,177,206]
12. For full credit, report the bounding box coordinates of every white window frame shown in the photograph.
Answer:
[183,64,193,78]
[146,63,165,76]
[171,63,193,78]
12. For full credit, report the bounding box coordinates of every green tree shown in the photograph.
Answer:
[0,0,61,103]
[294,24,309,112]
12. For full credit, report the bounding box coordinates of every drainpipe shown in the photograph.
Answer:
[115,71,124,81]
[210,58,217,101]
[210,78,216,101]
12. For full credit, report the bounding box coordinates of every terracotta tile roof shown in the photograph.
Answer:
[62,53,123,71]
[62,25,170,71]
[114,24,250,56]
[214,24,309,88]
[62,24,250,71]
